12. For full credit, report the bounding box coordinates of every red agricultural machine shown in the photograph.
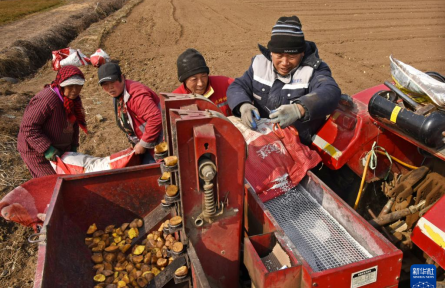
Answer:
[19,73,445,287]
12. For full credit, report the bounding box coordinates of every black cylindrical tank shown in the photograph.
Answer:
[369,92,445,148]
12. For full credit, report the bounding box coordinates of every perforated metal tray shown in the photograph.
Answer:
[265,185,372,272]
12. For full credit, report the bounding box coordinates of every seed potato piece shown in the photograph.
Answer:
[102,270,114,277]
[121,223,130,231]
[157,258,168,267]
[145,272,154,282]
[93,263,104,270]
[85,237,93,245]
[105,284,117,288]
[87,223,98,234]
[117,281,126,288]
[160,172,171,180]
[92,253,104,264]
[156,250,163,258]
[105,276,114,284]
[96,266,104,275]
[165,185,179,197]
[175,266,188,277]
[120,244,131,253]
[104,262,113,271]
[132,255,143,264]
[136,219,143,228]
[151,267,160,276]
[164,156,178,166]
[104,225,115,234]
[133,245,145,255]
[104,253,116,263]
[172,241,184,253]
[117,252,126,263]
[170,216,182,226]
[137,276,148,287]
[128,228,138,239]
[93,230,105,238]
[154,141,168,154]
[94,274,106,282]
[125,263,134,273]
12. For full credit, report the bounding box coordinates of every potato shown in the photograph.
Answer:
[132,255,143,264]
[154,141,168,154]
[143,271,154,282]
[120,223,129,231]
[160,172,171,180]
[87,223,98,234]
[120,244,131,253]
[85,237,93,246]
[128,228,138,239]
[157,258,168,267]
[169,216,182,226]
[92,253,103,264]
[172,242,184,253]
[93,230,105,238]
[175,266,188,277]
[136,219,143,228]
[137,276,148,287]
[166,185,179,197]
[94,274,106,282]
[102,270,114,277]
[133,245,145,255]
[164,156,178,166]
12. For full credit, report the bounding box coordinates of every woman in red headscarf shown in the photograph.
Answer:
[17,65,88,178]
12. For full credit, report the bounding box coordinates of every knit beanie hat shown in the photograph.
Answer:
[177,49,210,82]
[267,16,306,54]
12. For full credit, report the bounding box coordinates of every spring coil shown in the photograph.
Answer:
[203,182,216,217]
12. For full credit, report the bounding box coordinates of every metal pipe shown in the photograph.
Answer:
[368,208,397,242]
[384,81,421,110]
[369,200,425,227]
[378,197,395,218]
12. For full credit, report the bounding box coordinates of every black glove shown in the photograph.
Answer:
[44,146,61,161]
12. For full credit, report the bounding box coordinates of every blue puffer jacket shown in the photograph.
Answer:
[227,41,341,145]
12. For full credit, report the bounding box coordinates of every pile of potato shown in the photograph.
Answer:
[86,217,185,288]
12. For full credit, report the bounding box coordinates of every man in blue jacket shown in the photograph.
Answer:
[227,15,341,145]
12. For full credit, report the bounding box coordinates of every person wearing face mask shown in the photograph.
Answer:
[227,15,341,145]
[98,62,162,164]
[173,48,233,117]
[17,65,88,178]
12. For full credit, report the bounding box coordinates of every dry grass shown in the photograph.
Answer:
[0,0,63,25]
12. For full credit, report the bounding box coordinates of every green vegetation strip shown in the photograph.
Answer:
[0,0,63,25]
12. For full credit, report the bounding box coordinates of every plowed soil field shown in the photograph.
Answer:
[0,0,444,287]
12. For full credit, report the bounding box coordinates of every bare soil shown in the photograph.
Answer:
[0,0,444,287]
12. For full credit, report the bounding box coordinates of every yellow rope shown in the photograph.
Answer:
[375,150,419,170]
[354,148,419,211]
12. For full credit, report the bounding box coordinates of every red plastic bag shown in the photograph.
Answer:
[50,148,141,174]
[0,175,59,231]
[51,47,90,71]
[90,48,110,67]
[230,117,321,202]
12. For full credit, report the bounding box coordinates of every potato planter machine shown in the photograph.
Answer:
[32,93,402,288]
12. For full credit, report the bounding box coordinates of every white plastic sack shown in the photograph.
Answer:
[390,55,445,107]
[90,48,110,67]
[59,49,90,68]
[50,148,140,174]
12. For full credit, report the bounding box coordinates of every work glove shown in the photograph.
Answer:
[239,103,260,130]
[44,146,61,161]
[269,103,302,128]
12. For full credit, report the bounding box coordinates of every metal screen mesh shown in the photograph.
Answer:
[265,185,372,272]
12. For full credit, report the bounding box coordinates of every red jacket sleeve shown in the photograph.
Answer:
[19,92,54,154]
[131,90,162,148]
